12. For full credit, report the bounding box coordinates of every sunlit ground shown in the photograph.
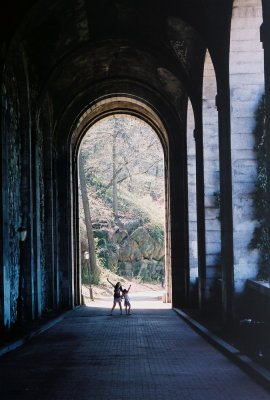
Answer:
[83,285,171,311]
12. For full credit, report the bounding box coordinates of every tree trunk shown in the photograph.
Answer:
[79,153,98,277]
[112,130,119,219]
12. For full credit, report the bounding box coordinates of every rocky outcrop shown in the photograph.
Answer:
[93,219,165,282]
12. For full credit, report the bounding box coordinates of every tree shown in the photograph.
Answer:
[249,95,270,281]
[81,115,164,217]
[79,115,165,282]
[112,117,119,219]
[79,152,98,286]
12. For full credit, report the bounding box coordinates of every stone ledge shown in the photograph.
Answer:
[174,308,270,392]
[247,279,270,297]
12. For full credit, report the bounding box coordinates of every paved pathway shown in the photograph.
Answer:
[0,293,269,399]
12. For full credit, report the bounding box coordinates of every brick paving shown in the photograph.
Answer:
[0,300,269,399]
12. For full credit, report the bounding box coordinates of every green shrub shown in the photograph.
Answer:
[249,95,270,281]
[81,263,101,285]
[146,223,164,242]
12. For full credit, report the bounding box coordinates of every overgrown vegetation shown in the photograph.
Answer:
[146,223,164,242]
[79,115,165,283]
[81,259,101,285]
[249,95,270,281]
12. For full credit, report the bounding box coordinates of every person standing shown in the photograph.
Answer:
[122,285,131,315]
[107,278,123,315]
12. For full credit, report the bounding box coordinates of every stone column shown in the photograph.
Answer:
[72,156,81,307]
[33,140,42,318]
[41,98,59,310]
[20,128,35,321]
[216,82,234,323]
[44,143,56,308]
[20,51,35,321]
[56,150,74,309]
[194,111,207,310]
[170,125,189,308]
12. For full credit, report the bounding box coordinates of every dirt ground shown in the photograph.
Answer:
[81,267,165,302]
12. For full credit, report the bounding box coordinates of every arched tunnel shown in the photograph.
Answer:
[1,0,270,397]
[1,0,234,324]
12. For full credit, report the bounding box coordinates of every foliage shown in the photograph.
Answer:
[80,114,165,283]
[138,263,165,283]
[81,260,101,285]
[95,235,109,269]
[249,94,270,280]
[87,174,104,189]
[124,218,144,234]
[146,223,164,242]
[95,236,120,273]
[81,115,164,205]
[139,268,154,283]
[96,246,110,270]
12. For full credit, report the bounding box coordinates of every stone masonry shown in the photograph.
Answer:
[230,0,265,293]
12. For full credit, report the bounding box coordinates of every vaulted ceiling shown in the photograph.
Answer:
[1,0,233,123]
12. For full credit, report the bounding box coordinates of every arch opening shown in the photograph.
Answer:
[71,96,172,307]
[202,50,221,311]
[186,98,198,304]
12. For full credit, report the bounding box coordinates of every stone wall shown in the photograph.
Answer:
[230,0,264,293]
[0,48,58,327]
[36,116,45,316]
[203,51,221,299]
[187,1,264,303]
[38,96,55,312]
[2,65,22,324]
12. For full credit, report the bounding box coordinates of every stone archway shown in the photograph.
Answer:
[1,0,236,328]
[72,96,171,304]
[53,83,190,310]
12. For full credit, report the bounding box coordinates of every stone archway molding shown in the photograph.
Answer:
[73,95,172,304]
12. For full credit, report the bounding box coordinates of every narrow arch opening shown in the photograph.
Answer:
[187,99,198,303]
[202,50,221,310]
[77,112,169,310]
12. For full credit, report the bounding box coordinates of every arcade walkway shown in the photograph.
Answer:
[0,293,269,400]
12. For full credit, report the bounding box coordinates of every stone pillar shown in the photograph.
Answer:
[170,125,189,308]
[20,52,35,321]
[53,168,60,308]
[72,156,81,307]
[21,129,35,321]
[44,140,56,308]
[40,97,59,310]
[33,141,42,318]
[56,151,74,309]
[194,111,207,310]
[217,81,234,323]
[165,167,172,303]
